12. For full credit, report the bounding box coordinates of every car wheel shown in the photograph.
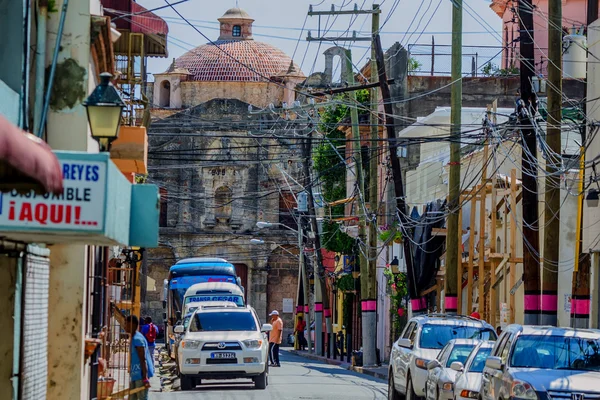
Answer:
[180,375,194,391]
[407,375,419,400]
[194,378,202,386]
[254,368,268,390]
[388,371,402,400]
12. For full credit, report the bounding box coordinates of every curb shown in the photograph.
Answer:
[286,350,388,381]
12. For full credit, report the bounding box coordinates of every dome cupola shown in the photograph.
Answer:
[218,8,254,40]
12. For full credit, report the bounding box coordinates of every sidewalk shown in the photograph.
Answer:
[285,349,389,381]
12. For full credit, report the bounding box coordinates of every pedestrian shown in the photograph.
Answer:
[268,310,283,367]
[141,316,158,361]
[125,315,154,400]
[295,316,307,351]
[496,326,502,336]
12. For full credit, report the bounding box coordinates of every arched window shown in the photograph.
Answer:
[232,25,241,37]
[215,186,232,222]
[159,80,171,108]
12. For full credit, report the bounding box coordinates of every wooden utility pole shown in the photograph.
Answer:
[364,4,380,367]
[518,0,541,325]
[373,36,419,313]
[445,0,463,315]
[542,0,562,326]
[302,131,332,356]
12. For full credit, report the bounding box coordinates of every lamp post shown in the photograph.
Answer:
[256,220,313,353]
[83,72,125,152]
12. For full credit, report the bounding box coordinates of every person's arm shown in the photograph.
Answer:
[278,320,283,342]
[135,346,150,387]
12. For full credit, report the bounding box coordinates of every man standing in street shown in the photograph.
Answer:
[141,316,158,361]
[268,310,283,367]
[125,315,154,400]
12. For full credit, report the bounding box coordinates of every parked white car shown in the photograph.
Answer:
[175,305,272,390]
[425,339,481,400]
[452,341,493,400]
[481,325,600,400]
[388,314,497,400]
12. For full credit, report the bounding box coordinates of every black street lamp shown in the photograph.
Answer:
[83,72,125,152]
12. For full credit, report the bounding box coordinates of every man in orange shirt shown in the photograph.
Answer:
[268,310,283,367]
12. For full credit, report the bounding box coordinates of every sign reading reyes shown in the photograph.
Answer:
[0,160,107,231]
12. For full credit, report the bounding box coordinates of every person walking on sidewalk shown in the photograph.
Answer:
[141,316,158,361]
[295,316,307,351]
[268,310,283,367]
[125,315,155,400]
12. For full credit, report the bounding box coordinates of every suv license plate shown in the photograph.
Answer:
[211,352,236,359]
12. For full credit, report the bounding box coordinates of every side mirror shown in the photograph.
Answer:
[450,361,464,372]
[485,356,503,371]
[261,323,273,332]
[174,325,185,334]
[397,338,413,349]
[427,360,441,370]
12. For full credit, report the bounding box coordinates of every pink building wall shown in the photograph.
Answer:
[491,0,597,75]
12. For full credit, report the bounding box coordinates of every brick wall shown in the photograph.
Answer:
[267,246,299,343]
[180,81,285,109]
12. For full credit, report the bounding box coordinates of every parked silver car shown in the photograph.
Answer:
[481,325,600,400]
[453,341,493,400]
[388,314,497,400]
[425,339,481,400]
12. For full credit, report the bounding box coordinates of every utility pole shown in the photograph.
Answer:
[542,0,562,326]
[570,0,597,328]
[298,212,313,352]
[518,0,541,325]
[302,130,332,356]
[373,36,418,312]
[306,3,381,363]
[445,0,463,315]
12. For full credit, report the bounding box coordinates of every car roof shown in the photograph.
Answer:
[193,305,254,315]
[413,314,493,328]
[447,338,482,346]
[508,324,600,339]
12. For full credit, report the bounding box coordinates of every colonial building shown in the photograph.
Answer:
[143,8,306,336]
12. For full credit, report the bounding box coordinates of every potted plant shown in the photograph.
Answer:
[378,225,402,244]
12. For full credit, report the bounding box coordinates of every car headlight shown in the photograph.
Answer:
[243,339,263,349]
[442,382,454,391]
[460,390,479,399]
[511,380,537,400]
[415,358,430,369]
[181,340,201,349]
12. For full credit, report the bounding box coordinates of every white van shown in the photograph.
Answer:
[182,282,245,309]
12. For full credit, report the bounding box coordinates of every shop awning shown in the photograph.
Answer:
[0,116,63,195]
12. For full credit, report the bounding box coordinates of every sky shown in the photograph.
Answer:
[137,0,503,81]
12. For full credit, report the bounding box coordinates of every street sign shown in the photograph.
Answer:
[510,276,523,296]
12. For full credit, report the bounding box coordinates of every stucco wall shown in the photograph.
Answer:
[180,81,285,108]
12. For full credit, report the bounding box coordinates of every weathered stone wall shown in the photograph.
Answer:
[180,81,285,109]
[267,246,299,342]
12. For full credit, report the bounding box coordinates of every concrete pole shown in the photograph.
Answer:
[445,0,463,315]
[300,214,313,352]
[363,4,380,367]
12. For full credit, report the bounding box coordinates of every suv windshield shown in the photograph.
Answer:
[510,335,600,371]
[468,347,492,372]
[189,311,257,332]
[420,324,497,349]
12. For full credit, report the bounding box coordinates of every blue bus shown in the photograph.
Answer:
[162,257,242,352]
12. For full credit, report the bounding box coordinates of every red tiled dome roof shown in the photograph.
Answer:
[175,40,304,82]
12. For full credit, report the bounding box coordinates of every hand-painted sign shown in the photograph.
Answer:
[185,295,244,306]
[0,160,106,231]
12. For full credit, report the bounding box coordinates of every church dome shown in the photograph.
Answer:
[173,8,304,82]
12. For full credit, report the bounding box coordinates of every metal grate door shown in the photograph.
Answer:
[20,245,50,400]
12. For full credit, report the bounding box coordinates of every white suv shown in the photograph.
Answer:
[388,314,497,400]
[175,305,272,390]
[481,325,600,400]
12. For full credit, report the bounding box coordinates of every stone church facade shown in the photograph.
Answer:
[142,8,306,338]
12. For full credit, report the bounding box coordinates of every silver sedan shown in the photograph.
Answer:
[453,341,493,400]
[425,339,481,400]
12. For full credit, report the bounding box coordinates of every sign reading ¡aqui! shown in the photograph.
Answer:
[0,160,107,231]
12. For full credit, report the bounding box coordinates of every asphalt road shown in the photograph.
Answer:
[149,350,388,400]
